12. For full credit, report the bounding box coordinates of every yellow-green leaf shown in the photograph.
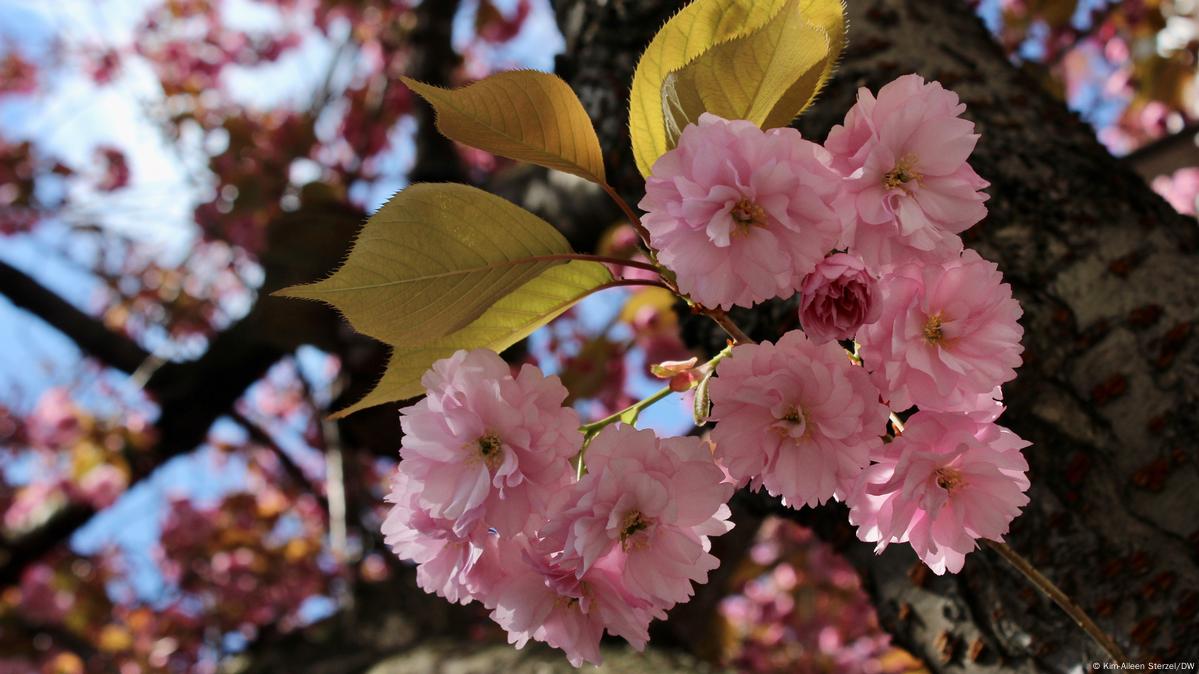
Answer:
[663,0,846,136]
[276,183,576,347]
[403,71,606,185]
[333,261,614,417]
[629,0,787,177]
[761,0,845,130]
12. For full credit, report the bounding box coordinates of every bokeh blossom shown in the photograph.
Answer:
[848,411,1031,574]
[710,331,888,506]
[825,73,990,270]
[640,113,845,310]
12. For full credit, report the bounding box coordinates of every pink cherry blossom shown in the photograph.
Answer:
[542,425,734,611]
[486,533,657,667]
[825,74,989,270]
[857,249,1024,413]
[847,410,1030,574]
[798,252,882,343]
[381,466,504,605]
[398,348,582,537]
[640,113,846,310]
[1151,167,1199,215]
[709,330,889,507]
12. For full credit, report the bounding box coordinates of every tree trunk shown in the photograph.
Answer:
[554,0,1199,670]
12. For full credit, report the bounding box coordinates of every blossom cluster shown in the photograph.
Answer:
[382,349,733,666]
[643,74,1030,575]
[385,74,1031,666]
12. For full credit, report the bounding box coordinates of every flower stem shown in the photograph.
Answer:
[579,384,674,436]
[601,183,655,251]
[701,308,755,345]
[547,253,661,274]
[984,539,1129,663]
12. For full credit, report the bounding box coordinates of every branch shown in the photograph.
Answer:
[0,259,149,374]
[406,0,466,185]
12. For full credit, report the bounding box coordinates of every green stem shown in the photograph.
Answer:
[985,539,1129,663]
[579,384,674,436]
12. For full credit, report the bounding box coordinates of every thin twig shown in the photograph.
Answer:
[701,308,755,345]
[985,539,1129,663]
[600,183,654,247]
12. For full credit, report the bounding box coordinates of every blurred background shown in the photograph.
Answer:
[0,0,1194,672]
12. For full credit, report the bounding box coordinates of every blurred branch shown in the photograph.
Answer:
[406,0,467,184]
[231,407,329,512]
[0,193,363,588]
[1124,123,1199,182]
[0,259,150,374]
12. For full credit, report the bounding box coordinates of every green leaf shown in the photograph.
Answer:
[663,0,846,137]
[332,261,614,418]
[403,71,607,185]
[629,0,787,177]
[276,183,577,348]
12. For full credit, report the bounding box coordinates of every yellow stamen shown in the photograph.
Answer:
[883,154,922,190]
[924,313,945,345]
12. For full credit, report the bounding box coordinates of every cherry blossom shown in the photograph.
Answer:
[857,249,1024,413]
[848,411,1031,574]
[825,74,989,270]
[542,425,734,611]
[640,113,845,309]
[798,252,882,344]
[710,331,889,506]
[398,349,582,537]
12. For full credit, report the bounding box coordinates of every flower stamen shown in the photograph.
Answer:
[883,154,922,191]
[729,198,766,235]
[935,466,965,493]
[476,432,504,472]
[619,510,652,550]
[924,313,945,345]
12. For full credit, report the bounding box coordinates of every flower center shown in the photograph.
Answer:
[883,154,921,190]
[924,313,945,345]
[619,510,652,550]
[935,466,964,493]
[476,432,504,472]
[729,198,766,234]
[774,405,808,440]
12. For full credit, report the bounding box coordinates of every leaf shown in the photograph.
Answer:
[276,183,577,348]
[761,0,846,130]
[332,261,614,417]
[663,0,846,135]
[629,0,787,176]
[403,71,606,185]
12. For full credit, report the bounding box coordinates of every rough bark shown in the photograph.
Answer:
[552,0,1199,670]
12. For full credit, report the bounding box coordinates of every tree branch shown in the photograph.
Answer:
[0,259,149,374]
